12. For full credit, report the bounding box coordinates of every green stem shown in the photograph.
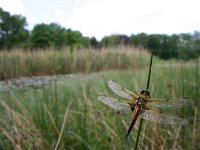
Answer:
[195,57,199,105]
[146,52,153,90]
[134,52,154,150]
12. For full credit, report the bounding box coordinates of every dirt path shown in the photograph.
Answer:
[0,73,97,91]
[0,62,198,91]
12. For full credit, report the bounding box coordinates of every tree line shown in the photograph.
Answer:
[0,7,200,59]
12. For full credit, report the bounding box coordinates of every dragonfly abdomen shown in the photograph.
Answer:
[125,106,142,139]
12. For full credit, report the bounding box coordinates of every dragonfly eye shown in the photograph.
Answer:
[140,89,145,94]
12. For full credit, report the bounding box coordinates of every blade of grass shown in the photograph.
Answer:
[44,104,59,135]
[191,107,198,150]
[173,125,182,149]
[54,101,72,150]
[134,52,154,150]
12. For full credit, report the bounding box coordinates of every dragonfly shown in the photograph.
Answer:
[98,80,190,139]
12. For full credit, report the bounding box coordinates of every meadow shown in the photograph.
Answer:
[0,47,199,150]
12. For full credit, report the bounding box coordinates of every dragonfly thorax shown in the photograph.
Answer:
[136,97,146,106]
[137,94,150,106]
[137,101,143,106]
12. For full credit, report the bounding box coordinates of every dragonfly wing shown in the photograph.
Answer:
[140,110,189,125]
[148,98,190,109]
[107,80,138,100]
[98,95,131,113]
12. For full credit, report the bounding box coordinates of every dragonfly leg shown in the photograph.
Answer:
[141,107,145,113]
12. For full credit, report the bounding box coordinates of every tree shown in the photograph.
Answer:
[129,33,148,48]
[153,34,178,59]
[30,23,67,49]
[147,34,161,56]
[177,33,196,60]
[193,31,200,54]
[30,23,52,48]
[65,29,84,48]
[101,34,129,47]
[0,7,29,49]
[90,37,99,48]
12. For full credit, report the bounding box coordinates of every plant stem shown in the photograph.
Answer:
[134,52,154,150]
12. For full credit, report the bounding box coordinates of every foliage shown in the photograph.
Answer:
[147,34,178,59]
[0,7,29,49]
[30,24,97,49]
[101,34,129,47]
[129,33,148,48]
[89,37,99,48]
[1,7,200,60]
[30,23,66,49]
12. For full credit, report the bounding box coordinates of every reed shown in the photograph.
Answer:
[0,47,149,80]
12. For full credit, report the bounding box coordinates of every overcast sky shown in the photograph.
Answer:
[0,0,200,40]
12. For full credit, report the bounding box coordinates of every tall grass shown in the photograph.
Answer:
[0,47,150,80]
[0,63,199,149]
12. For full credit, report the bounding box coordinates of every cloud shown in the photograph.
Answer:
[0,0,25,14]
[51,10,64,18]
[1,0,199,39]
[67,0,200,39]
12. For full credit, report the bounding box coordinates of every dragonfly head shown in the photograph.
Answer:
[139,89,151,98]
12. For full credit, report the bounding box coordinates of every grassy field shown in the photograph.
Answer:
[0,47,151,80]
[0,48,199,150]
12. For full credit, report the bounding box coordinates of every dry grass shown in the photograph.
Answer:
[0,100,43,150]
[0,47,149,80]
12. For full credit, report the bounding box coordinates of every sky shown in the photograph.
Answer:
[0,0,200,40]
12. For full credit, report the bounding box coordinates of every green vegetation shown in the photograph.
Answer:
[1,7,200,60]
[0,47,150,80]
[0,8,29,49]
[0,57,199,149]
